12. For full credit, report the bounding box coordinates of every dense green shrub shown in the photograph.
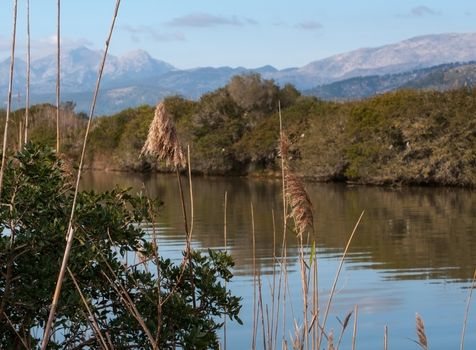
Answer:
[0,144,241,349]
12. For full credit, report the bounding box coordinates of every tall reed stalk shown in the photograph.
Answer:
[56,0,61,153]
[460,268,476,350]
[0,0,18,199]
[352,305,358,350]
[251,202,258,349]
[40,1,121,347]
[24,0,30,145]
[223,191,228,350]
[317,211,364,350]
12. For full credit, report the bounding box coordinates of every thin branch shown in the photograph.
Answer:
[67,267,109,350]
[40,1,122,348]
[3,312,30,349]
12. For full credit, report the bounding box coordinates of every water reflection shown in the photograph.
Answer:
[81,171,476,349]
[82,171,476,282]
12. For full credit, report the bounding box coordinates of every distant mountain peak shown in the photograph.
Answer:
[290,32,476,87]
[2,32,476,114]
[120,49,152,61]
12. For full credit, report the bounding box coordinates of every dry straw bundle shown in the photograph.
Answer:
[141,102,186,169]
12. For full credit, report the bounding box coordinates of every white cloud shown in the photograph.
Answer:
[166,13,256,28]
[122,25,186,42]
[0,36,93,60]
[296,20,323,31]
[408,5,439,17]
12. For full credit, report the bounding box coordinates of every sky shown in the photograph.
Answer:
[1,0,476,69]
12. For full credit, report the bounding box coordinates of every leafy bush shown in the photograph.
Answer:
[0,144,241,349]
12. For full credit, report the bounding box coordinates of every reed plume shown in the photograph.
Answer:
[141,102,186,169]
[416,313,428,350]
[285,172,314,236]
[278,130,313,236]
[327,330,335,350]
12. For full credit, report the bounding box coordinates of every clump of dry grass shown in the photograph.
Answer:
[416,313,428,350]
[141,102,186,169]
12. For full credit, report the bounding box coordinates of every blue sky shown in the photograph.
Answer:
[1,0,476,69]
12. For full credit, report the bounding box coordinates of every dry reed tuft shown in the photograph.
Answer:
[278,130,313,236]
[285,172,314,236]
[327,330,335,350]
[416,313,428,350]
[141,102,186,169]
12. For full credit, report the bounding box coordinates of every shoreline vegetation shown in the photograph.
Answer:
[1,74,475,187]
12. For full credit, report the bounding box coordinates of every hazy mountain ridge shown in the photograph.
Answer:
[305,62,476,100]
[276,32,476,88]
[2,32,476,114]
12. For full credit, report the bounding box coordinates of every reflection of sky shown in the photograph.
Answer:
[81,172,476,349]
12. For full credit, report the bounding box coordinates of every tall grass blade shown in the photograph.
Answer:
[336,310,353,350]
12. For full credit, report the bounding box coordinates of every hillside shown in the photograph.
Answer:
[3,32,476,114]
[305,62,476,100]
[1,75,473,187]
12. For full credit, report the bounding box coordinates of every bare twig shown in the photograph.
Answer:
[67,268,109,350]
[3,311,29,349]
[40,1,122,347]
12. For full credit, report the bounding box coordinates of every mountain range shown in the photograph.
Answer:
[2,32,476,115]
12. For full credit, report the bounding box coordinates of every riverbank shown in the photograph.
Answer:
[2,76,474,187]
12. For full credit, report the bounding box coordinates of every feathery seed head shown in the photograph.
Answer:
[141,102,185,169]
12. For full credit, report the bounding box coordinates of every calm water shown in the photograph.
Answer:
[82,171,476,349]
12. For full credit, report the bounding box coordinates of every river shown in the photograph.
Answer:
[81,171,476,349]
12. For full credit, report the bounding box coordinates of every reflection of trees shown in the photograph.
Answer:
[310,185,476,282]
[81,172,476,282]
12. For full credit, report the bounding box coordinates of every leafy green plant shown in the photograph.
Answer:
[0,143,241,349]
